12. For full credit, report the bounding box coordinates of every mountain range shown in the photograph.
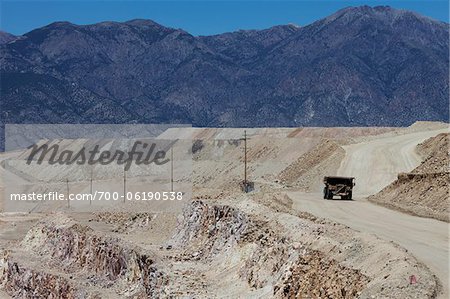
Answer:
[0,5,448,149]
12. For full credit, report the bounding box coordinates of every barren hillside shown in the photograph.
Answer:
[278,139,345,191]
[0,123,447,298]
[369,133,449,222]
[0,194,440,298]
[1,6,449,152]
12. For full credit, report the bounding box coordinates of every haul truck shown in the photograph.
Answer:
[323,176,355,200]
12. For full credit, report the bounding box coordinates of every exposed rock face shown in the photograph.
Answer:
[273,250,368,298]
[0,31,16,44]
[240,218,369,299]
[415,133,449,174]
[172,201,369,297]
[1,6,449,150]
[171,199,440,298]
[0,258,77,299]
[1,215,168,298]
[171,200,252,258]
[0,199,441,298]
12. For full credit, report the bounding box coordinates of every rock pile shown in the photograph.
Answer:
[171,200,252,258]
[274,250,368,298]
[172,200,370,297]
[0,256,78,299]
[2,214,168,298]
[0,198,440,298]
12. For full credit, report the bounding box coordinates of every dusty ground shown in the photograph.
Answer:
[288,125,449,298]
[368,133,449,221]
[336,126,448,196]
[289,192,448,298]
[0,122,448,298]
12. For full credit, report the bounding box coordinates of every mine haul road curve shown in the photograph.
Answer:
[288,128,449,299]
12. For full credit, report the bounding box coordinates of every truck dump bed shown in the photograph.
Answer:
[323,176,355,200]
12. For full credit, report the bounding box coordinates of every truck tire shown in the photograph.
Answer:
[327,190,333,200]
[323,187,328,199]
[347,191,352,200]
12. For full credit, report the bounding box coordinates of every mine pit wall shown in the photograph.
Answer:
[172,201,369,298]
[0,200,440,298]
[173,200,440,298]
[369,171,449,222]
[1,217,167,298]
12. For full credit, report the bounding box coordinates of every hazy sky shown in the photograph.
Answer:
[1,0,448,36]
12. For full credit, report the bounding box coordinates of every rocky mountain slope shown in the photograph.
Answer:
[0,6,448,149]
[0,31,16,45]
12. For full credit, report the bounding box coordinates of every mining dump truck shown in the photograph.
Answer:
[323,176,355,200]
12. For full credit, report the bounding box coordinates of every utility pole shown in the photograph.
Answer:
[244,130,247,185]
[171,146,174,192]
[66,178,70,208]
[239,130,252,193]
[89,167,93,206]
[123,165,126,203]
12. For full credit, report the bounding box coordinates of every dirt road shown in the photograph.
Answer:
[337,128,449,196]
[289,128,449,298]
